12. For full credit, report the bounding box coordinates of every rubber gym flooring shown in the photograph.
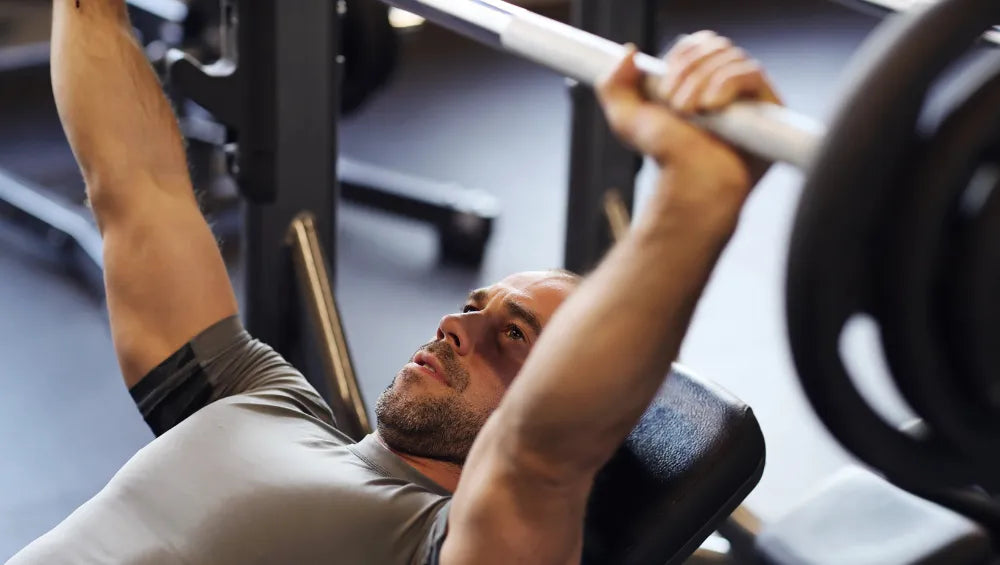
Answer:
[0,0,895,557]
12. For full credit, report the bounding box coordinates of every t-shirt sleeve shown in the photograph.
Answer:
[129,315,336,436]
[414,501,450,565]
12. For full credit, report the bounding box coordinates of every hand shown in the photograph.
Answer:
[596,31,782,228]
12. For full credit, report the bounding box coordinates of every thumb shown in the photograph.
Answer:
[597,44,644,104]
[597,45,708,165]
[596,46,644,142]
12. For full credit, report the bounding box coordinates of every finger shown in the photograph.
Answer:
[596,45,644,112]
[662,30,719,62]
[655,33,732,105]
[596,46,646,146]
[653,31,717,96]
[700,61,782,111]
[671,47,748,114]
[598,42,726,166]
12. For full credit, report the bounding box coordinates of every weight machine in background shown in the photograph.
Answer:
[167,0,499,266]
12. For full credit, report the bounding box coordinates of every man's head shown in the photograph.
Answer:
[375,269,580,464]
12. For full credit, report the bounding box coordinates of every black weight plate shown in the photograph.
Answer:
[786,0,1000,490]
[876,54,1000,482]
[946,167,1000,418]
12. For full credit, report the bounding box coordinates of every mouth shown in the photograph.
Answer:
[412,351,450,387]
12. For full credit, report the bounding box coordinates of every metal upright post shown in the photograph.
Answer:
[564,0,654,273]
[241,1,340,399]
[167,0,340,400]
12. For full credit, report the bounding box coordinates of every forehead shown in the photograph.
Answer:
[472,271,575,318]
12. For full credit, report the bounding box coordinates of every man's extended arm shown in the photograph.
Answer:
[52,0,237,386]
[444,33,778,564]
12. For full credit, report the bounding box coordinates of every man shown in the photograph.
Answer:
[9,1,780,564]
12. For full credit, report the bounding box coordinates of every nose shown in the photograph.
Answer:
[436,312,475,356]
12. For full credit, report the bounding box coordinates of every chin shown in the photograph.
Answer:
[374,380,482,464]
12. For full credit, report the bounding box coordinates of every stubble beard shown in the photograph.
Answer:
[375,341,490,464]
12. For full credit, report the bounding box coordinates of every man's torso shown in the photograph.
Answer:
[9,317,449,565]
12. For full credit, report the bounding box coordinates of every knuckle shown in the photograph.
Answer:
[741,60,764,74]
[719,62,762,86]
[712,36,733,50]
[671,30,714,56]
[727,47,747,61]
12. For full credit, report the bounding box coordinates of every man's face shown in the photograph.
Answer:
[375,270,577,463]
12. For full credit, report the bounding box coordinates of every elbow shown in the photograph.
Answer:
[83,180,119,233]
[83,175,139,232]
[83,171,193,229]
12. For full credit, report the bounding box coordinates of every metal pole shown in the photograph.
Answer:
[563,0,647,273]
[239,0,340,399]
[165,0,341,401]
[287,213,371,441]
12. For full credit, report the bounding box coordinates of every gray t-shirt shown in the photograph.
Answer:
[8,317,450,565]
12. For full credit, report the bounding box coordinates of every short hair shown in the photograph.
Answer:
[545,268,583,286]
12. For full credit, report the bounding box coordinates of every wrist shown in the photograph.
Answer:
[634,169,745,243]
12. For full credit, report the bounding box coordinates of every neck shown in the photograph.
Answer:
[375,432,463,493]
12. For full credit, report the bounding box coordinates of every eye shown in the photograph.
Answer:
[504,325,526,342]
[462,304,478,314]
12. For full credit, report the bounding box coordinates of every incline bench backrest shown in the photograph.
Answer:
[583,365,766,565]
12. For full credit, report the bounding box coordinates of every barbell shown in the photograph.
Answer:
[374,0,1000,504]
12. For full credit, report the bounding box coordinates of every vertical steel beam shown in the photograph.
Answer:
[241,1,340,399]
[564,0,652,273]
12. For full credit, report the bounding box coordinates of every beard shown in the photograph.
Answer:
[375,341,490,464]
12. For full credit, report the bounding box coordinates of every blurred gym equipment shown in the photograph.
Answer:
[169,0,499,266]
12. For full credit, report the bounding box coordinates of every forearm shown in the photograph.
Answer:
[51,1,238,386]
[491,175,739,482]
[51,0,192,220]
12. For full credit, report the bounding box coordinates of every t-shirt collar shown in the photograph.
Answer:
[351,434,453,497]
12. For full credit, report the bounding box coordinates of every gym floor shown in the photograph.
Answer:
[0,0,906,558]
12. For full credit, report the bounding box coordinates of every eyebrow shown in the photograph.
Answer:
[467,289,543,336]
[506,301,542,336]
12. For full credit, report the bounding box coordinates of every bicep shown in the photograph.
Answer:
[101,187,238,387]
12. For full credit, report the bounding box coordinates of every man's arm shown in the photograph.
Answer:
[442,33,780,564]
[52,0,238,386]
